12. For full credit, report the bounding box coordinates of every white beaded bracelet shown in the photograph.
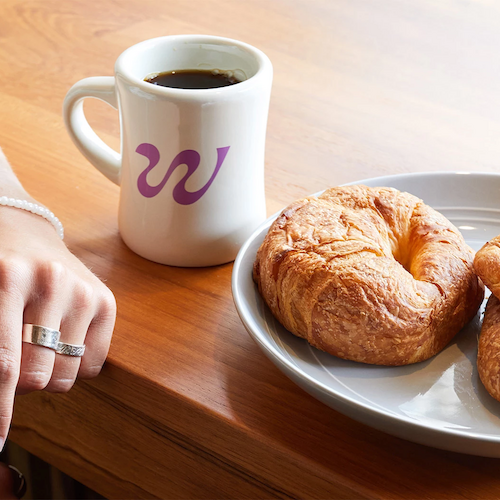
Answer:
[0,196,64,239]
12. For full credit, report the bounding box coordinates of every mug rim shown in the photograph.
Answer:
[114,34,272,99]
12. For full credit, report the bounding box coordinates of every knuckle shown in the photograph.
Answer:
[79,363,103,380]
[18,369,51,392]
[46,377,75,394]
[36,261,66,300]
[0,346,19,385]
[72,282,95,313]
[0,259,27,294]
[0,413,11,428]
[99,288,117,320]
[0,414,12,442]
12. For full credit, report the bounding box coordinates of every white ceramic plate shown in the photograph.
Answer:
[232,172,500,457]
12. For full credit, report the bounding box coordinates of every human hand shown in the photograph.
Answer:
[0,462,21,499]
[0,202,116,449]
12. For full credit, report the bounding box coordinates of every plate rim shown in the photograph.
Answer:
[232,171,500,446]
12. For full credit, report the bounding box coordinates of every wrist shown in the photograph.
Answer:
[0,150,64,239]
[0,197,64,240]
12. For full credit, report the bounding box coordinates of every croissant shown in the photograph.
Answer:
[474,236,500,300]
[477,295,500,402]
[253,185,484,365]
[474,236,500,401]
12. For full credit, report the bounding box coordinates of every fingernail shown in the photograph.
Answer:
[8,465,26,499]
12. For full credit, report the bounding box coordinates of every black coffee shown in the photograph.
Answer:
[144,69,242,89]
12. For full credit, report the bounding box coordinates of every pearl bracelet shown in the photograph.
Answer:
[0,196,64,239]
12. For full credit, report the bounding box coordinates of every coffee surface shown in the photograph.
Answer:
[144,69,241,89]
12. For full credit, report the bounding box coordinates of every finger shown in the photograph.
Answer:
[16,262,67,395]
[0,463,17,500]
[17,302,60,395]
[78,288,116,379]
[0,293,23,449]
[45,284,96,393]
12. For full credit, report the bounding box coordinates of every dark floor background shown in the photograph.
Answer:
[1,441,105,500]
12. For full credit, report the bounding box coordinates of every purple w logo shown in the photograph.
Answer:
[136,143,230,205]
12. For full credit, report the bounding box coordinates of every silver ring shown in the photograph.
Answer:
[56,342,86,357]
[22,324,60,350]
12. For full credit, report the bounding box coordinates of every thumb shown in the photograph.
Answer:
[0,462,23,499]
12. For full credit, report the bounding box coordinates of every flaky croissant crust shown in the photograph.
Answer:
[474,235,500,300]
[477,295,500,402]
[253,185,484,365]
[474,236,500,401]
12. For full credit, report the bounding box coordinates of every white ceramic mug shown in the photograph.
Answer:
[63,35,273,267]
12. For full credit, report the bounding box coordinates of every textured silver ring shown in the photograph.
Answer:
[22,324,60,350]
[56,342,86,357]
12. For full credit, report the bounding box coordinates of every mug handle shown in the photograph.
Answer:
[63,76,121,186]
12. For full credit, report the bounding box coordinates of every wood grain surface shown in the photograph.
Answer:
[2,0,500,498]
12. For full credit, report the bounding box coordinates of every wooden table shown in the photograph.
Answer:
[3,0,500,498]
